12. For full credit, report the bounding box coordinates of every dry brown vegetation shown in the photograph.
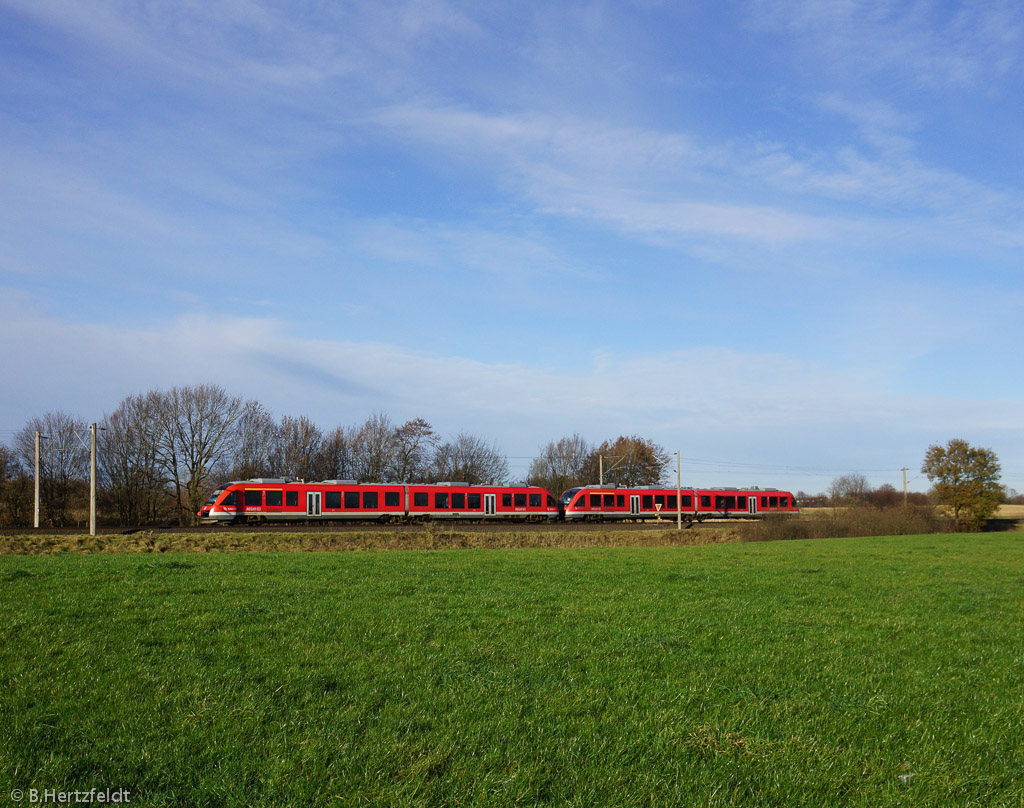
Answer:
[739,506,954,542]
[0,524,742,555]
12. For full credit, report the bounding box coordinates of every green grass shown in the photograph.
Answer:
[2,533,1023,807]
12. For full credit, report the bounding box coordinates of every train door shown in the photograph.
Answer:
[484,494,496,516]
[748,496,757,515]
[307,491,321,517]
[630,495,641,516]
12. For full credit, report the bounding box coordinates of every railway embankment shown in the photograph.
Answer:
[0,522,742,554]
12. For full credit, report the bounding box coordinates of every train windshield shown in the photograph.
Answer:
[205,487,227,505]
[559,488,581,506]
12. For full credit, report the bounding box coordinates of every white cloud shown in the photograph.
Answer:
[3,296,1022,490]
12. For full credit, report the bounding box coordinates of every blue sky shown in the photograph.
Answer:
[1,0,1022,493]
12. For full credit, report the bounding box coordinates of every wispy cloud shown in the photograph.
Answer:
[370,100,1024,253]
[749,0,1024,89]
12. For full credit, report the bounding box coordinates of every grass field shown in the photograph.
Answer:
[2,533,1023,807]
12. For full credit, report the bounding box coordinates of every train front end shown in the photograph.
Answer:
[198,485,239,523]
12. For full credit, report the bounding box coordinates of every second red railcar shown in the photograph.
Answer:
[559,485,798,522]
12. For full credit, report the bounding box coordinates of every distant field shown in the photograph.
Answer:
[999,503,1024,518]
[2,533,1023,807]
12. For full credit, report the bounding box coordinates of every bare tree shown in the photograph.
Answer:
[828,473,870,506]
[14,411,89,526]
[527,434,591,496]
[0,444,31,527]
[430,433,508,484]
[100,394,167,526]
[351,412,397,482]
[151,384,247,525]
[271,415,324,480]
[314,425,357,481]
[391,418,439,482]
[230,400,277,481]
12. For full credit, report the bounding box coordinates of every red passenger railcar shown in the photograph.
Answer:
[199,479,559,524]
[559,485,798,522]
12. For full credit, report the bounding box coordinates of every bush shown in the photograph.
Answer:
[739,506,953,542]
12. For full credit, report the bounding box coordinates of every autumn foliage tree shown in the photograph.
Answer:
[921,439,1003,529]
[580,436,670,487]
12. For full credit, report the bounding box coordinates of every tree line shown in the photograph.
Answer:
[0,387,1006,530]
[0,384,672,527]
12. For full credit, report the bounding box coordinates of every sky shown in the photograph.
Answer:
[1,0,1022,494]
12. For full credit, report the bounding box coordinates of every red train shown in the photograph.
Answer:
[199,479,560,524]
[200,477,798,524]
[559,485,799,522]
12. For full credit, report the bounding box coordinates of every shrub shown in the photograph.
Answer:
[740,506,953,542]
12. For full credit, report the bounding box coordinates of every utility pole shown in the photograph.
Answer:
[676,451,682,530]
[90,422,97,536]
[901,467,908,505]
[34,431,45,528]
[599,455,625,486]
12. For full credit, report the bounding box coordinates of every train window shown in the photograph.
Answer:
[667,495,677,509]
[385,491,400,507]
[514,493,527,507]
[502,494,512,507]
[344,491,360,508]
[575,494,587,506]
[681,495,692,507]
[223,492,236,506]
[769,496,778,507]
[701,496,711,508]
[779,497,788,507]
[325,491,341,509]
[529,493,541,507]
[616,495,624,507]
[435,493,449,509]
[590,494,601,507]
[468,493,481,509]
[725,496,736,510]
[266,491,282,507]
[414,492,428,507]
[760,496,768,507]
[452,493,466,509]
[547,495,557,507]
[244,490,262,507]
[286,491,298,507]
[363,492,378,509]
[737,496,747,509]
[715,496,725,509]
[603,494,615,507]
[654,495,665,509]
[642,495,653,509]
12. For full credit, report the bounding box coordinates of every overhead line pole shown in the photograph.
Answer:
[599,455,626,486]
[676,451,682,531]
[90,423,97,536]
[902,467,908,505]
[34,431,45,528]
